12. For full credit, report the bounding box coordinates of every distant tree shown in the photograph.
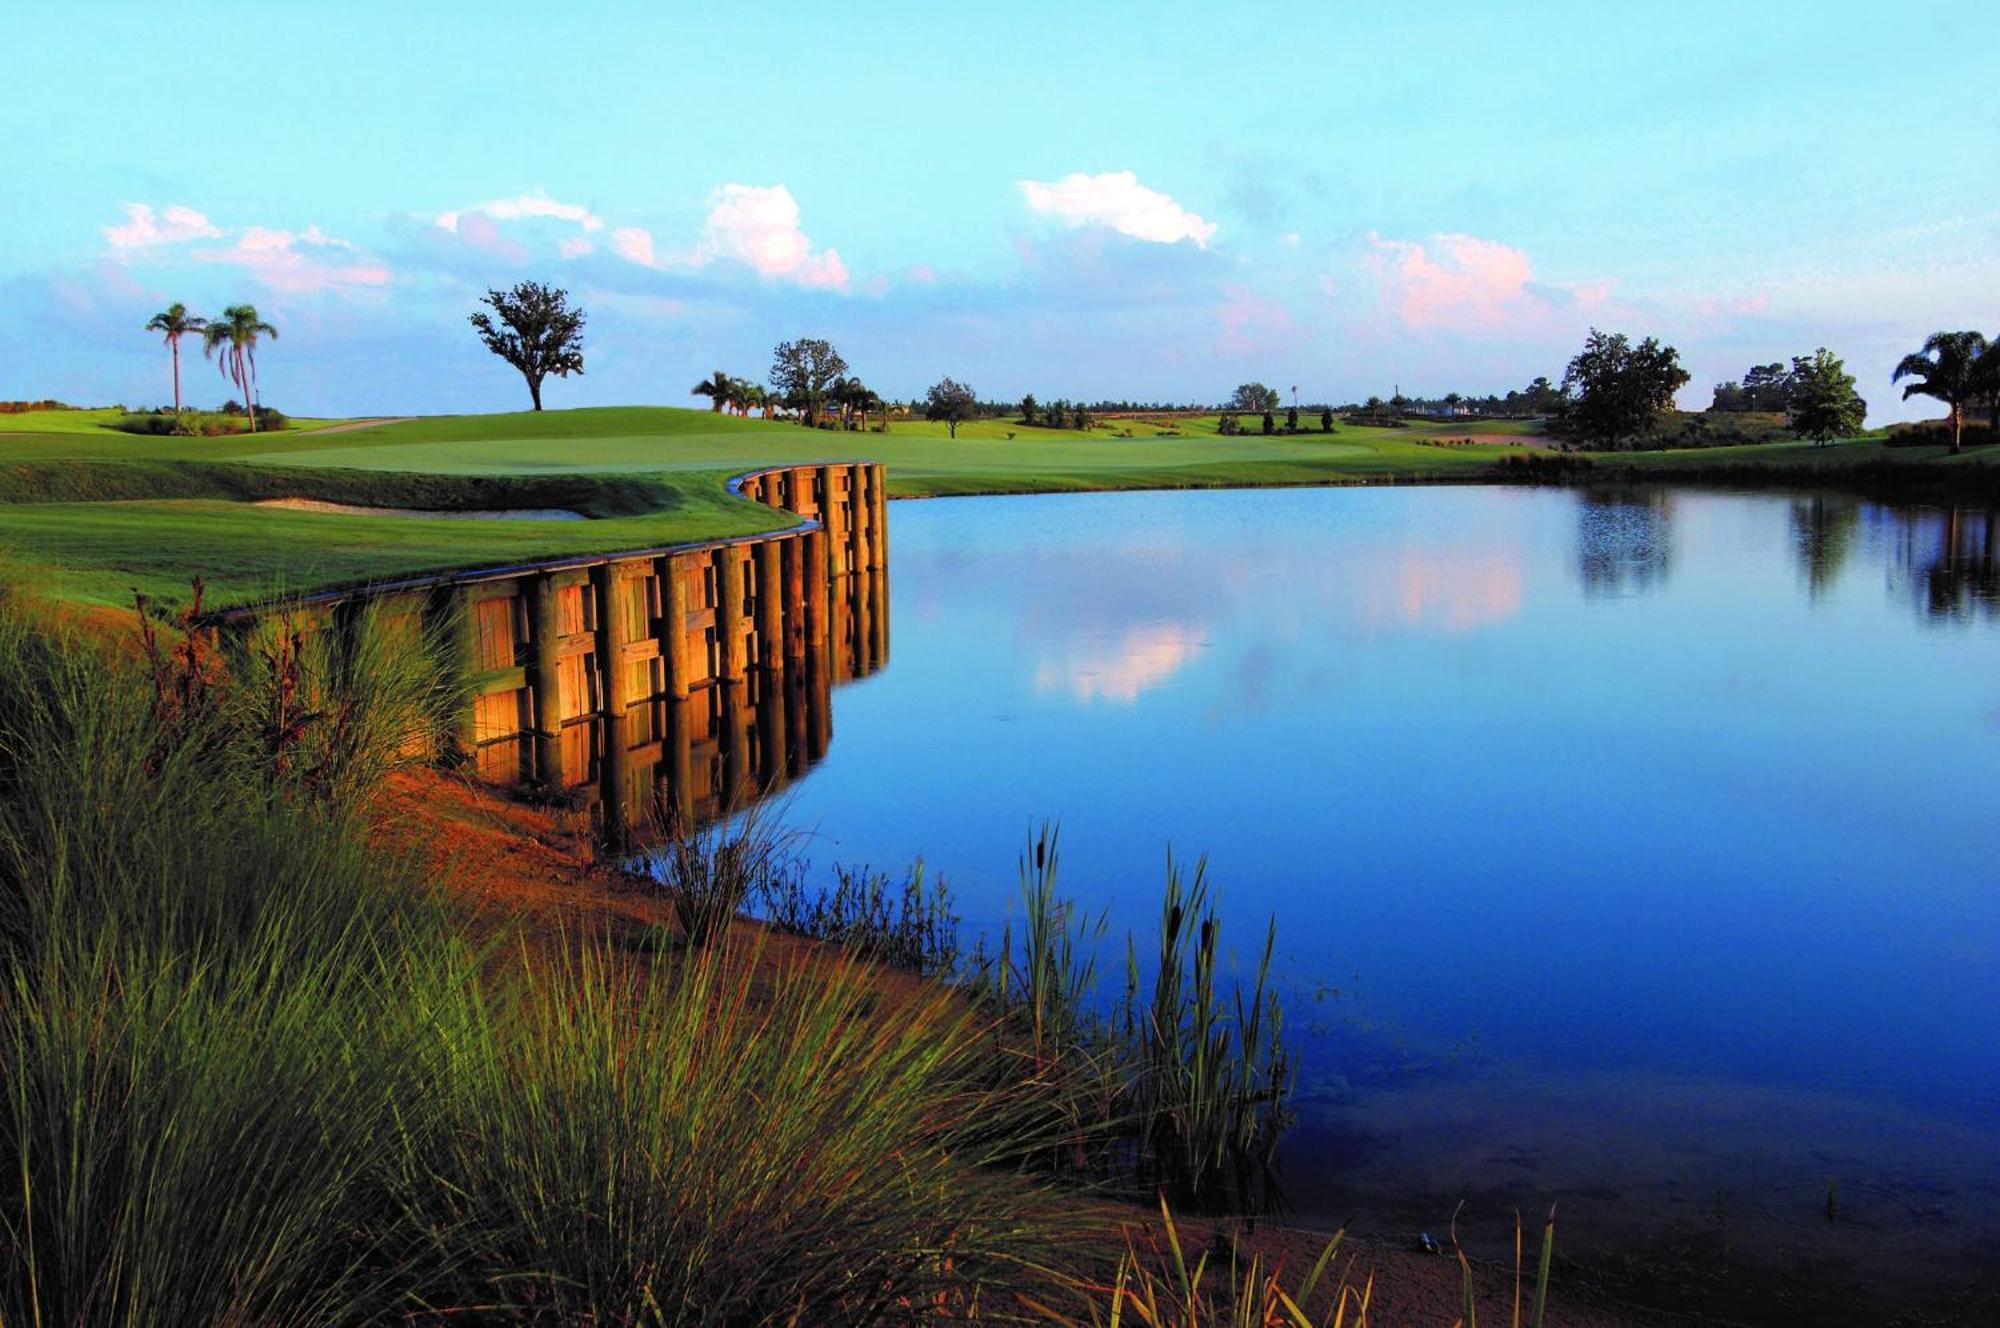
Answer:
[144,302,207,415]
[1519,375,1566,414]
[1710,362,1790,413]
[1218,412,1241,436]
[835,377,879,430]
[1285,406,1299,432]
[470,282,585,412]
[1558,328,1690,449]
[1228,382,1280,413]
[770,338,848,427]
[1785,349,1867,446]
[201,305,278,431]
[1071,405,1090,430]
[1363,395,1385,413]
[740,383,769,418]
[1443,392,1463,415]
[1320,407,1334,433]
[1020,393,1039,427]
[924,377,977,438]
[1977,339,2000,434]
[692,369,734,413]
[1389,391,1410,414]
[1892,331,1989,455]
[1260,410,1275,435]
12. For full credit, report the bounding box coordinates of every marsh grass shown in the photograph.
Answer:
[980,827,1296,1213]
[0,602,1092,1322]
[756,857,962,977]
[402,931,1078,1323]
[1030,1200,1559,1328]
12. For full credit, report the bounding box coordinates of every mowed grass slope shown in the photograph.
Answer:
[0,404,1984,609]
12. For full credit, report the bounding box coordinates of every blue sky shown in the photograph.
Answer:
[2,1,1994,419]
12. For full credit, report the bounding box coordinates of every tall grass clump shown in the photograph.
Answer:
[757,856,962,977]
[1030,1200,1559,1328]
[981,826,1296,1213]
[0,597,1090,1322]
[0,596,468,1325]
[1126,854,1293,1212]
[647,804,798,948]
[399,931,1074,1323]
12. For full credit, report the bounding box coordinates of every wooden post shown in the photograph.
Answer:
[660,553,691,699]
[443,584,479,764]
[847,464,870,576]
[754,540,783,672]
[717,548,747,683]
[821,465,848,577]
[803,527,830,675]
[662,697,694,830]
[592,563,634,845]
[866,565,889,674]
[524,572,562,789]
[781,534,807,662]
[867,462,888,570]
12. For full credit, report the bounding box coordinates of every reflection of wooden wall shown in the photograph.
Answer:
[452,463,888,840]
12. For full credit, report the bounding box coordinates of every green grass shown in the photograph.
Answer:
[0,406,348,438]
[0,601,1084,1324]
[2,403,1991,610]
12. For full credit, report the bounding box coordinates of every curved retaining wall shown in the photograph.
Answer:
[223,461,889,839]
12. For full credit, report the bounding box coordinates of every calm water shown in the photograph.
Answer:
[777,485,2000,1286]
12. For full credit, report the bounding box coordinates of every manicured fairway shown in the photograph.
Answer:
[0,404,1985,609]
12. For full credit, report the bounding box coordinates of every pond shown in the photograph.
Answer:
[768,483,2000,1302]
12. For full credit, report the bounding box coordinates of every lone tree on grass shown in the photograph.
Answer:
[1229,382,1280,413]
[1559,328,1690,449]
[924,377,977,439]
[1892,331,1988,455]
[770,338,848,427]
[144,302,206,414]
[470,282,585,411]
[201,305,277,432]
[1320,407,1334,433]
[1786,349,1867,447]
[1020,393,1039,427]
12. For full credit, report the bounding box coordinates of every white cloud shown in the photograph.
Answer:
[557,235,594,258]
[610,225,657,267]
[1365,232,1541,330]
[194,226,390,294]
[695,184,848,289]
[1017,171,1217,247]
[435,194,605,234]
[103,203,221,252]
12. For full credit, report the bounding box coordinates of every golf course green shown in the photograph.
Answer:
[0,404,1986,609]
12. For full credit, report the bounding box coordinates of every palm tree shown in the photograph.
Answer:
[692,370,733,413]
[201,305,278,432]
[144,303,207,414]
[739,383,768,418]
[1893,330,1989,455]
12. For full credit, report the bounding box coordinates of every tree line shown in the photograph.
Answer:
[459,280,1997,454]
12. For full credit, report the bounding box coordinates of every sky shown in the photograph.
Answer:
[1,1,1995,420]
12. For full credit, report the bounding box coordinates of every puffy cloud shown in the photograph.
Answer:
[1366,231,1540,330]
[435,194,604,233]
[193,226,390,294]
[556,235,594,258]
[1018,171,1217,247]
[103,203,221,252]
[610,225,658,267]
[695,184,848,289]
